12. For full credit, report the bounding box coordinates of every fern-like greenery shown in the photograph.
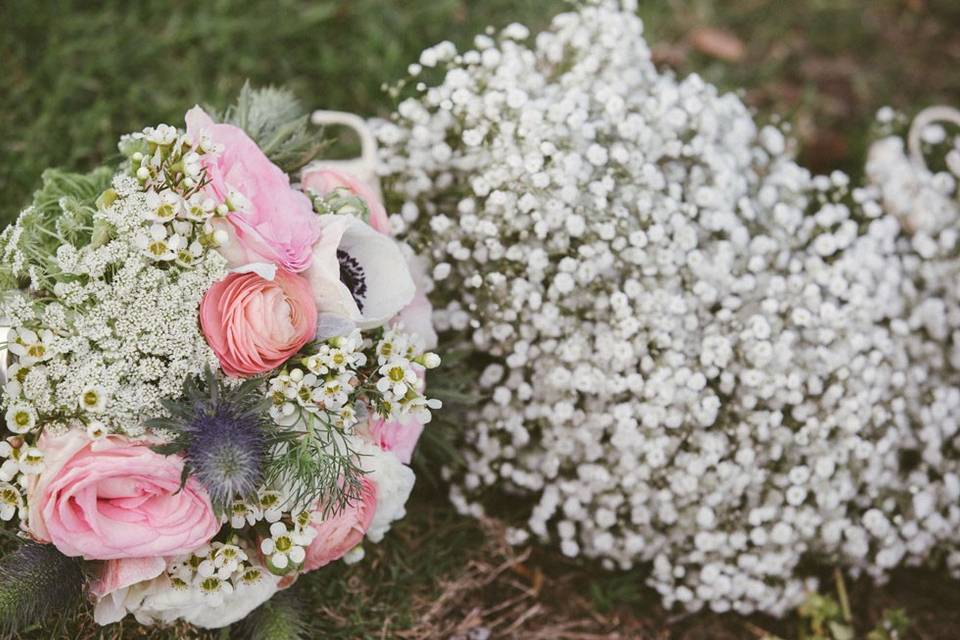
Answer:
[148,369,366,517]
[218,81,324,173]
[0,540,87,636]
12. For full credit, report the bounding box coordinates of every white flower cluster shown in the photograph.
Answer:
[268,327,441,431]
[122,123,230,267]
[168,540,267,604]
[0,173,227,433]
[378,0,960,616]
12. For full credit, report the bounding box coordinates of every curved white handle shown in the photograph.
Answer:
[307,110,382,198]
[907,105,960,172]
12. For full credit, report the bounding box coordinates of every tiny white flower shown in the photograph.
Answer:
[5,403,37,434]
[0,483,23,521]
[79,385,108,413]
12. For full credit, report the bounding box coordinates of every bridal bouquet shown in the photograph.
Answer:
[379,0,960,617]
[0,86,440,631]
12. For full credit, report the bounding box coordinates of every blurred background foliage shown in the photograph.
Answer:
[2,0,960,227]
[2,1,960,638]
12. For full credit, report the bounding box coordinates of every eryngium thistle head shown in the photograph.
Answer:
[0,541,85,636]
[150,371,271,514]
[186,402,266,513]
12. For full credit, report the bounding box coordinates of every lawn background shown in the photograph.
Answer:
[2,1,960,638]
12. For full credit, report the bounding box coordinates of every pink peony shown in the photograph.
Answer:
[200,269,317,377]
[185,107,322,272]
[302,478,377,572]
[300,167,390,234]
[26,430,218,561]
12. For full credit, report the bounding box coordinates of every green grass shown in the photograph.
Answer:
[3,0,960,638]
[0,0,561,228]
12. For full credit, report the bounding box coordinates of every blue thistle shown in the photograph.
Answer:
[148,370,271,513]
[186,402,266,511]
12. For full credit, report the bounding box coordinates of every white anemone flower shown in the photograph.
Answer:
[305,215,416,329]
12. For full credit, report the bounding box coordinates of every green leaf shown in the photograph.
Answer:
[218,81,325,173]
[150,441,185,456]
[828,621,855,640]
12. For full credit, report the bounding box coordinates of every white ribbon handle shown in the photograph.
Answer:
[306,110,382,199]
[907,105,960,174]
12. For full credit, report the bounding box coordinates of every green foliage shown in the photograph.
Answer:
[797,591,853,640]
[4,166,115,289]
[263,410,366,517]
[218,82,324,173]
[0,540,87,636]
[231,587,309,640]
[588,573,647,614]
[794,570,911,640]
[866,608,910,640]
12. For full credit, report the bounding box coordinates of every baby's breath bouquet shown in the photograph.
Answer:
[0,85,441,633]
[378,0,960,617]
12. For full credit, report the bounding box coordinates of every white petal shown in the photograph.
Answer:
[338,218,416,328]
[230,262,277,281]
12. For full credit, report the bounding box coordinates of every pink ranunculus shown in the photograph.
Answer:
[185,107,322,273]
[365,414,425,465]
[302,478,377,572]
[301,167,390,234]
[26,430,218,561]
[200,269,317,377]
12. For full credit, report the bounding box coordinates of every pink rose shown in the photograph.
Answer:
[364,414,425,465]
[302,478,377,572]
[186,107,322,272]
[200,269,317,377]
[26,430,218,560]
[301,167,390,234]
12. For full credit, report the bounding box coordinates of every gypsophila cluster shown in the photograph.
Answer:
[379,0,960,616]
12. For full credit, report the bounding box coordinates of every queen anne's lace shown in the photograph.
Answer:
[1,174,226,432]
[379,0,960,616]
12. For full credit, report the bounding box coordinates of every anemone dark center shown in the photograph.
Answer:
[337,249,367,311]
